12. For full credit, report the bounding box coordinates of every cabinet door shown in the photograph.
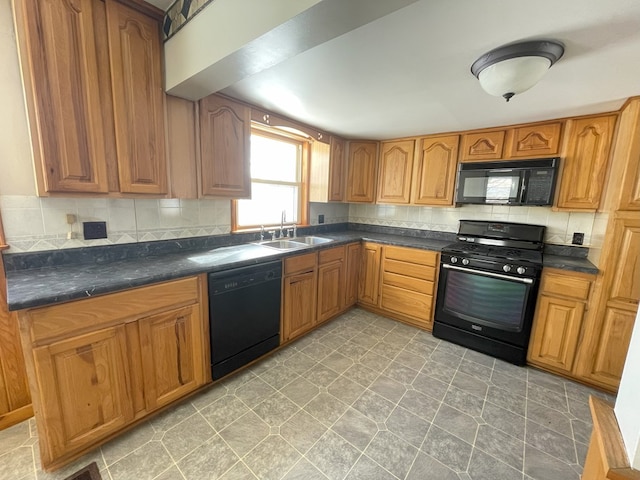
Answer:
[584,306,636,389]
[613,99,640,210]
[282,271,317,341]
[411,135,459,206]
[139,305,205,411]
[358,243,382,307]
[107,0,167,194]
[376,140,415,204]
[459,130,505,161]
[528,295,585,373]
[329,136,347,201]
[317,261,344,323]
[346,142,378,203]
[0,261,32,430]
[199,95,251,198]
[556,115,617,210]
[505,122,563,158]
[14,0,109,194]
[33,326,133,462]
[345,243,361,308]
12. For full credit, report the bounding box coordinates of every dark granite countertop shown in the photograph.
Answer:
[4,229,596,311]
[543,255,599,275]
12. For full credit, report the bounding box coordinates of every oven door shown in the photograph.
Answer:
[434,263,539,346]
[456,168,524,205]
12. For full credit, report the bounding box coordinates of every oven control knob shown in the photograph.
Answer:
[503,264,512,273]
[450,256,458,264]
[462,258,470,266]
[517,266,526,275]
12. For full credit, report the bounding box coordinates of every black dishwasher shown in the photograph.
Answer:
[209,261,282,380]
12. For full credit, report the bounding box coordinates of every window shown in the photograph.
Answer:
[233,127,309,230]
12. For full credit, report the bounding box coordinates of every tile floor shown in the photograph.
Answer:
[0,308,615,480]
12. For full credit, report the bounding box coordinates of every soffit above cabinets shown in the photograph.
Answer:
[160,0,640,140]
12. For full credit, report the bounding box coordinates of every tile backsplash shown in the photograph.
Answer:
[1,195,594,253]
[0,196,232,253]
[348,203,596,246]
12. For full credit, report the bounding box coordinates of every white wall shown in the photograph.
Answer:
[615,307,640,469]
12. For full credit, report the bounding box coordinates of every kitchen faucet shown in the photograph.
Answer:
[280,210,286,238]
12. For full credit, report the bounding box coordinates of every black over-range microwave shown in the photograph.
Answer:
[455,157,559,206]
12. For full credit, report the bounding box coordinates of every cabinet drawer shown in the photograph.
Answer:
[384,246,438,267]
[383,259,435,281]
[284,253,317,275]
[541,271,593,300]
[382,271,434,295]
[380,284,432,321]
[26,277,200,343]
[318,246,345,265]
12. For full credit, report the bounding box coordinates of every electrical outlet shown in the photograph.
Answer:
[318,214,325,224]
[572,232,584,245]
[83,221,107,240]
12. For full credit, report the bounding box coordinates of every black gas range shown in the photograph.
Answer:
[433,220,545,365]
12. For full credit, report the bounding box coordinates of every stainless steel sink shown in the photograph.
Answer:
[295,236,333,245]
[255,239,308,250]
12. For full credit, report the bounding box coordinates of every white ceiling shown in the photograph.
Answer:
[153,0,640,140]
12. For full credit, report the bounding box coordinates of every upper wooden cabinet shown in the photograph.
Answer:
[556,115,617,210]
[328,137,347,201]
[411,134,459,206]
[13,0,167,196]
[606,98,640,211]
[504,122,563,158]
[376,140,415,204]
[346,141,378,203]
[106,0,166,194]
[199,95,251,198]
[459,129,506,161]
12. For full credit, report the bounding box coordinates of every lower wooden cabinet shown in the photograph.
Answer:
[317,247,346,323]
[379,246,438,330]
[358,243,382,307]
[283,243,360,342]
[0,257,32,431]
[17,276,208,471]
[528,269,594,373]
[282,253,317,342]
[357,242,439,331]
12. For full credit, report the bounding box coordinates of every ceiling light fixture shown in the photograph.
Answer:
[471,40,565,102]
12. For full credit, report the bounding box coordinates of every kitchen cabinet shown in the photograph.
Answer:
[556,114,617,210]
[605,98,640,211]
[166,95,198,198]
[282,253,317,342]
[309,136,347,202]
[346,141,378,203]
[13,0,167,196]
[358,242,382,307]
[376,140,415,204]
[17,276,208,470]
[575,212,640,391]
[528,269,595,374]
[411,134,459,206]
[357,243,439,330]
[504,121,563,158]
[0,221,32,430]
[379,245,438,330]
[106,0,167,194]
[199,94,252,198]
[317,246,346,323]
[345,243,361,307]
[459,129,506,161]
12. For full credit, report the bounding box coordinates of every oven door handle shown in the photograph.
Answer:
[442,263,534,284]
